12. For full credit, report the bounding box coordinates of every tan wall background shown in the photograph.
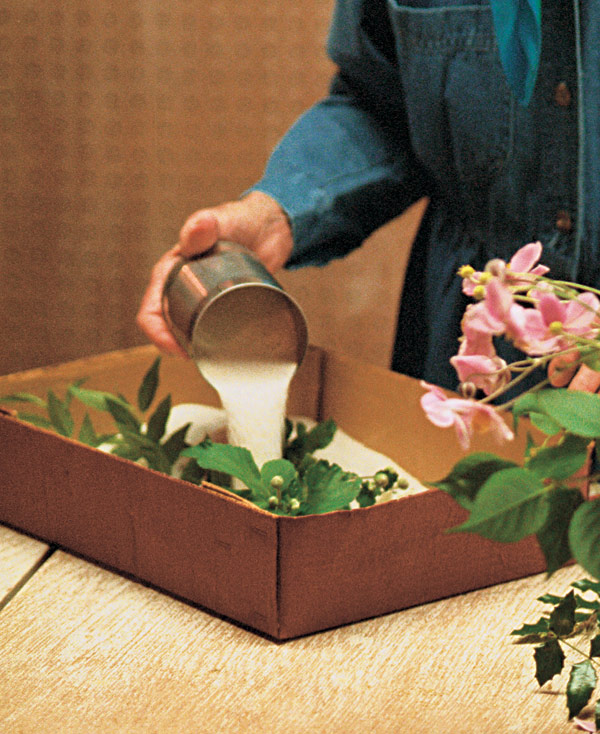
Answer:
[0,0,424,376]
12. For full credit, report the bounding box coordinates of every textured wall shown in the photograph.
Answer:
[0,0,423,375]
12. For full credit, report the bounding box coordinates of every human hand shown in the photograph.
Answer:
[548,352,600,392]
[136,191,294,357]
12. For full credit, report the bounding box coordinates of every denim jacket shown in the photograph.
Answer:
[251,0,600,391]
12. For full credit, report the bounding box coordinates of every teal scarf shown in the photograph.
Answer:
[490,0,542,106]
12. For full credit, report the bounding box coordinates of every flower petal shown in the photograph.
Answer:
[509,241,543,272]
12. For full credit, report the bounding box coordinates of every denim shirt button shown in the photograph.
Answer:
[554,82,572,107]
[555,209,573,232]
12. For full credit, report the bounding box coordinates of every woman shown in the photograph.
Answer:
[138,0,600,392]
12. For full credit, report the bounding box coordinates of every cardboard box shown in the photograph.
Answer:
[0,346,547,640]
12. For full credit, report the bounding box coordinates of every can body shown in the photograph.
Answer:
[162,241,308,369]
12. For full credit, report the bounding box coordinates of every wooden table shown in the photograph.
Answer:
[0,524,591,733]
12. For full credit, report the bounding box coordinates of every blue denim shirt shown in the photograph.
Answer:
[250,0,600,391]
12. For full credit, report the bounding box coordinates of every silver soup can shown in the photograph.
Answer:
[162,241,308,370]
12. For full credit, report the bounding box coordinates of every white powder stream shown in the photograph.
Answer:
[197,359,297,469]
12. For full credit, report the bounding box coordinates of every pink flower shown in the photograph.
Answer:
[462,280,530,348]
[420,382,514,450]
[505,241,550,286]
[521,291,600,355]
[459,306,499,358]
[460,242,549,296]
[573,719,596,733]
[450,353,510,395]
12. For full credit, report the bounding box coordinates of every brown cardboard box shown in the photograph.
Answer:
[0,345,546,639]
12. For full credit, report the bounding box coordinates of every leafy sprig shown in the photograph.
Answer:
[0,358,192,476]
[182,435,411,516]
[512,580,600,723]
[0,359,412,516]
[431,390,596,577]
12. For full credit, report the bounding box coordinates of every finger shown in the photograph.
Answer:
[179,210,220,256]
[548,352,580,387]
[568,364,600,393]
[136,247,189,358]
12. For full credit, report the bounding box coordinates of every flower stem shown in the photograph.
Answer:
[546,278,600,298]
[559,637,600,670]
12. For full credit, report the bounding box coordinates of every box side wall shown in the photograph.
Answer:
[0,344,324,432]
[276,490,545,639]
[0,414,279,637]
[0,346,222,433]
[319,351,531,483]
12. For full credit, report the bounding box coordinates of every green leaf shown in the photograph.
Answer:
[115,431,171,474]
[450,467,549,543]
[138,357,161,412]
[146,394,171,443]
[182,440,264,497]
[64,378,87,407]
[161,423,191,465]
[567,660,596,719]
[549,590,576,636]
[300,461,361,515]
[106,397,141,434]
[260,459,297,494]
[512,392,539,428]
[572,578,600,595]
[529,412,563,436]
[538,389,600,439]
[533,639,565,686]
[538,593,566,605]
[111,443,143,461]
[512,393,562,435]
[178,458,208,486]
[574,594,600,611]
[590,636,600,658]
[0,392,47,408]
[569,501,600,580]
[536,488,583,575]
[284,418,337,467]
[527,434,590,481]
[16,412,53,429]
[78,412,99,446]
[68,385,130,412]
[430,453,518,511]
[511,618,550,637]
[46,390,74,437]
[356,490,376,508]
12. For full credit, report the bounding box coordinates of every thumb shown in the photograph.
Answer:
[179,209,221,256]
[568,364,600,393]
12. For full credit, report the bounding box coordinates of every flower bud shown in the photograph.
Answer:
[459,381,478,399]
[268,495,279,508]
[396,478,409,490]
[484,259,506,278]
[289,498,300,512]
[270,475,284,490]
[374,472,389,488]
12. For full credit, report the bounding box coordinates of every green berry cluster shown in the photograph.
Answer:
[355,468,410,508]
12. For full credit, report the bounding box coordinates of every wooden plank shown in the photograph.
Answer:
[0,550,587,733]
[0,525,50,608]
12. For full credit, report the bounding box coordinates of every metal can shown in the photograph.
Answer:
[162,240,308,369]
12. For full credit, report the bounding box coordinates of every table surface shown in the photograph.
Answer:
[0,524,594,733]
